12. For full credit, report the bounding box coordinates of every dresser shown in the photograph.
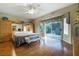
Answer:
[0,20,12,42]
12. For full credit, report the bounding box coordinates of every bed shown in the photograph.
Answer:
[13,32,41,47]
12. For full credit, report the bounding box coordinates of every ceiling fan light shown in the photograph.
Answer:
[25,8,35,14]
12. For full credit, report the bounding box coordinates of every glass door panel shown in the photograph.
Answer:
[46,21,62,40]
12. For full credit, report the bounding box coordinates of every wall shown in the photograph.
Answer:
[0,12,24,23]
[33,4,78,45]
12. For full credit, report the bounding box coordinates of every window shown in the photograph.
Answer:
[64,18,68,35]
[24,26,27,32]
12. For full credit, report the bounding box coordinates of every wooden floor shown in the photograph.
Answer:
[0,38,73,56]
[0,41,12,56]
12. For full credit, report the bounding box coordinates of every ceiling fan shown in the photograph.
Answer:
[16,3,41,15]
[23,3,40,15]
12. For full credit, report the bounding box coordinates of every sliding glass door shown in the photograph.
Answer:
[45,20,62,40]
[40,17,62,40]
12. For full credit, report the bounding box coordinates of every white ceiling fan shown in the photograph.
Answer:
[25,4,40,15]
[17,3,41,15]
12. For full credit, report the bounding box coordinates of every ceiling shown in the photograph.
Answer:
[0,3,74,22]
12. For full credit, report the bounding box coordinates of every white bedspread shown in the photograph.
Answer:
[14,31,39,36]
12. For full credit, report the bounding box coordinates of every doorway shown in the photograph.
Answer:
[44,19,62,40]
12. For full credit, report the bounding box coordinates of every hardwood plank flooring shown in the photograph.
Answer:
[14,38,72,56]
[0,41,12,56]
[0,38,72,56]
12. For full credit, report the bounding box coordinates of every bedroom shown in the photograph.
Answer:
[0,3,79,56]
